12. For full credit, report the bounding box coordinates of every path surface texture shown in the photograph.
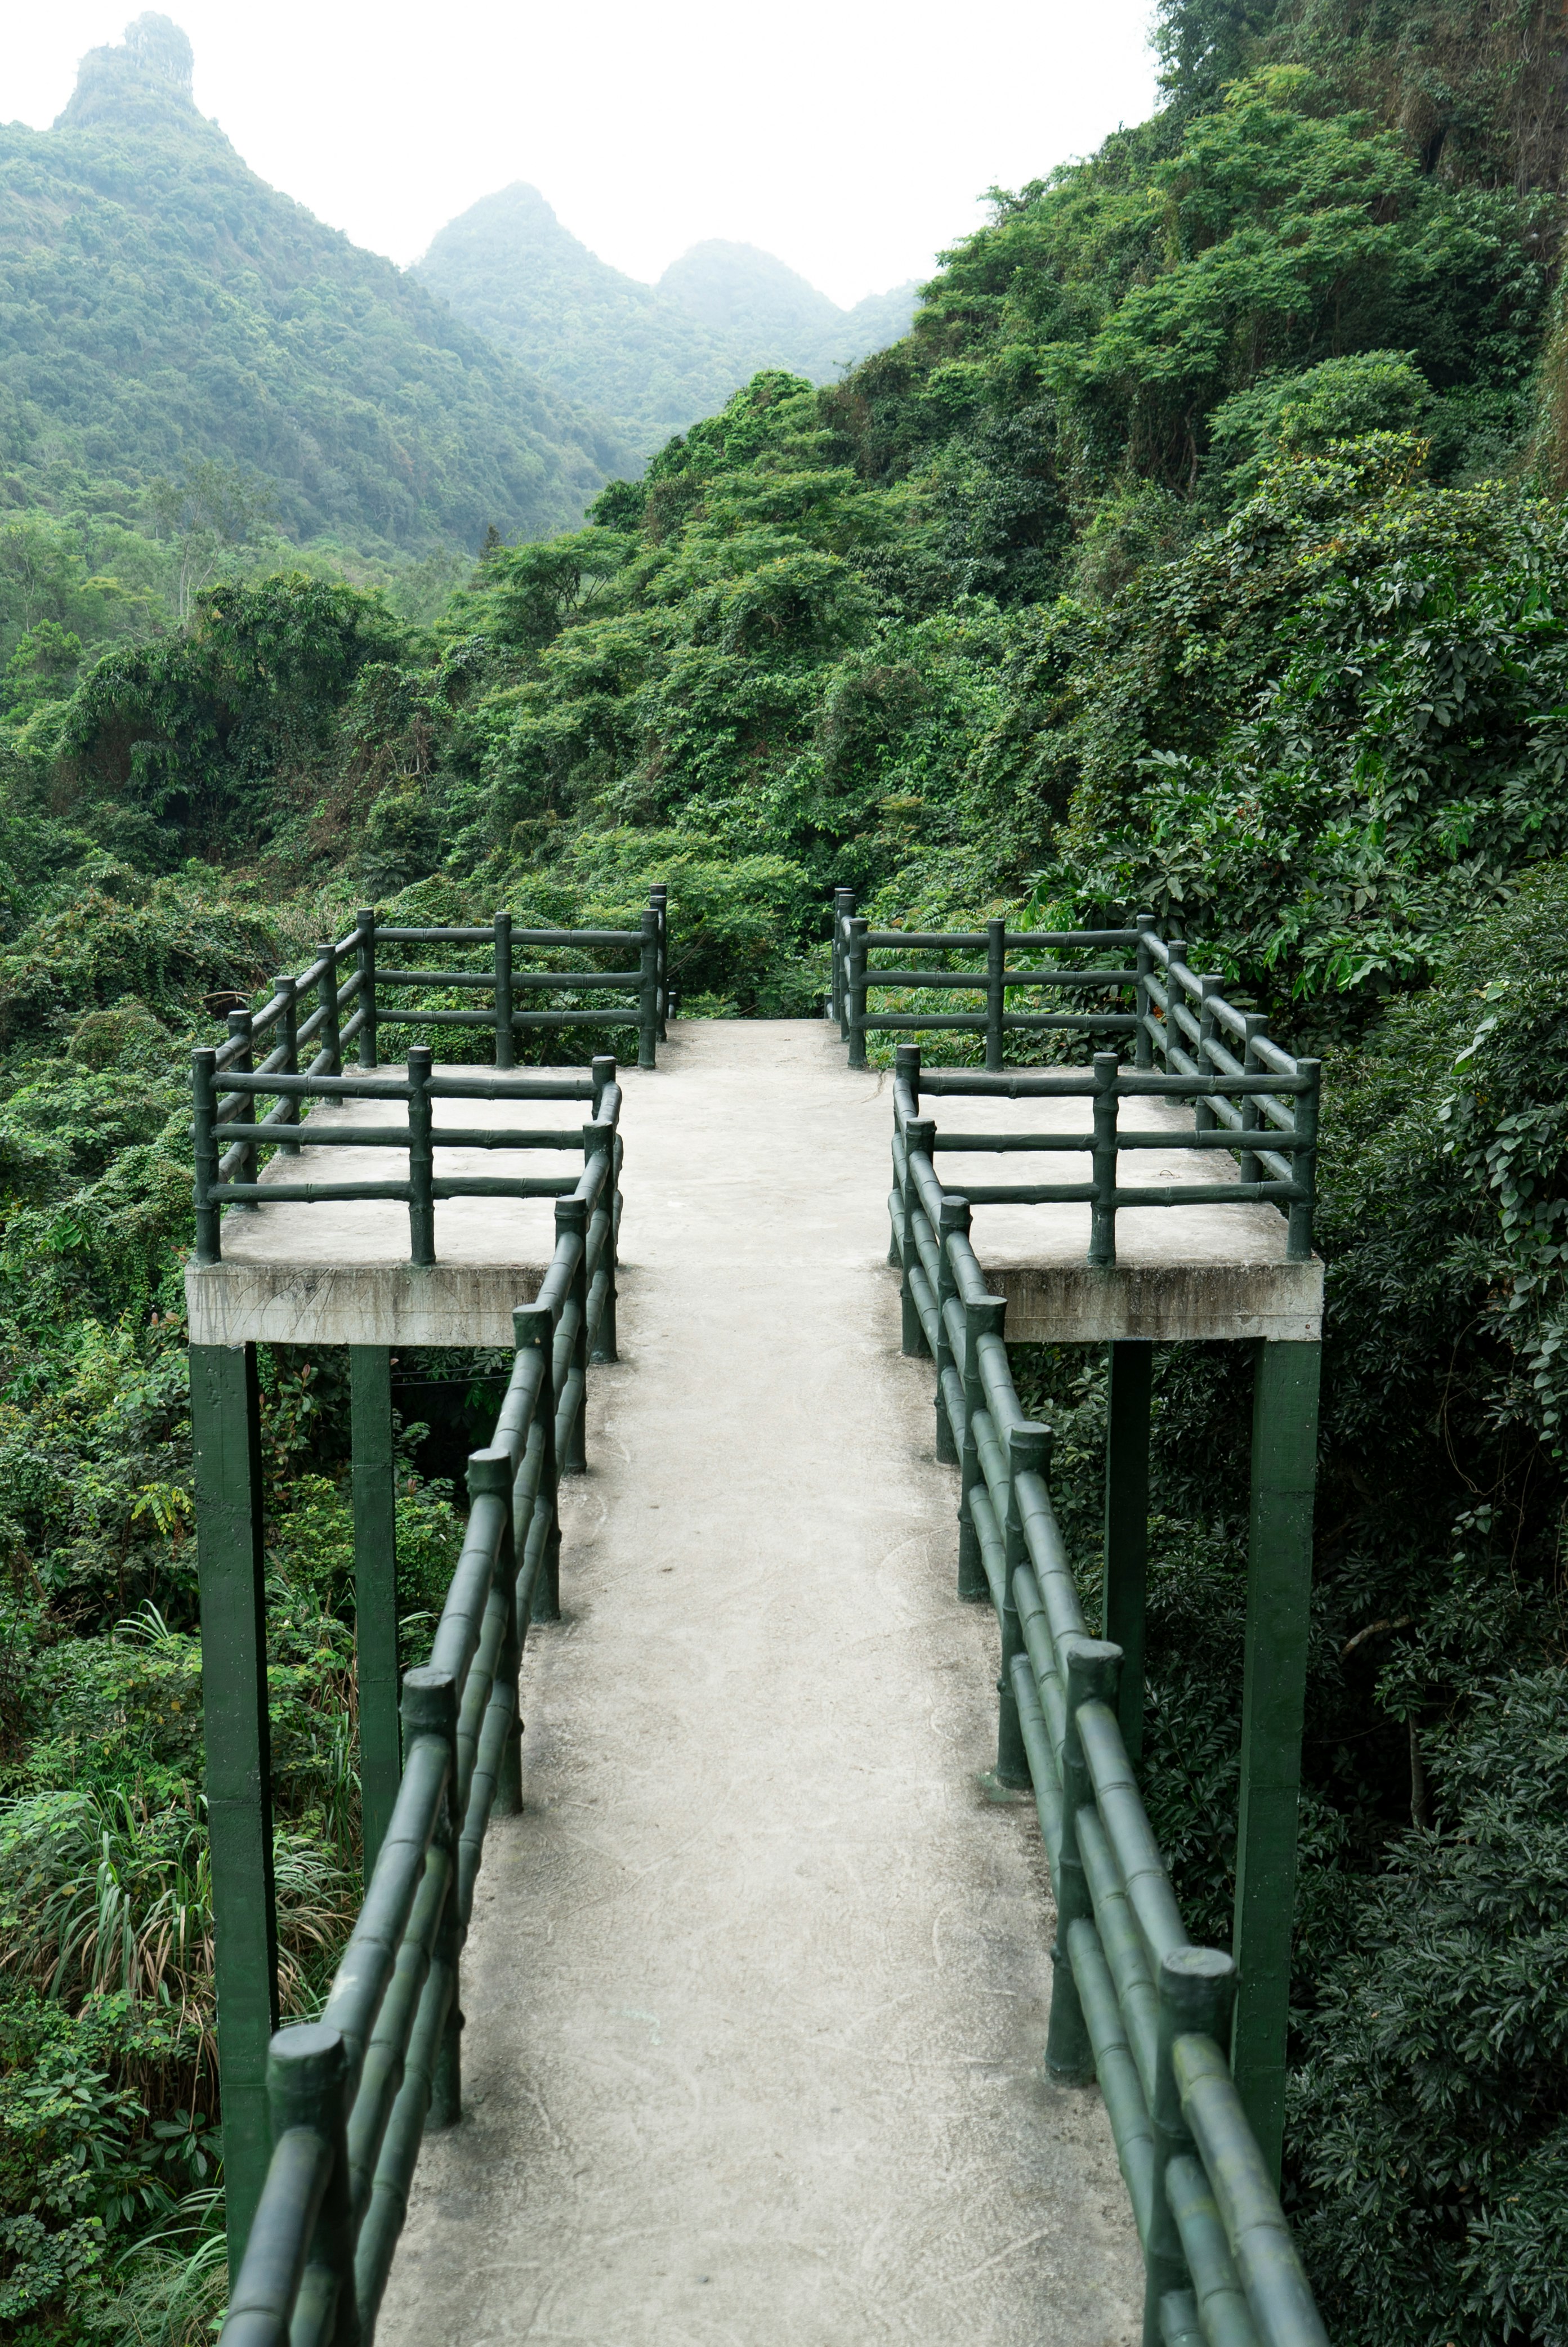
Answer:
[381,1021,1142,2347]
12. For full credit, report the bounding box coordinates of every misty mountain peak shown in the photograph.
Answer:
[421,183,619,274]
[122,14,194,90]
[658,241,841,337]
[57,14,199,132]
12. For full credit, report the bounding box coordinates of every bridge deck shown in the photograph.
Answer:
[377,1020,1142,2347]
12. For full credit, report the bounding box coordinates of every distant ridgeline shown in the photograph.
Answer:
[414,185,919,458]
[0,14,635,555]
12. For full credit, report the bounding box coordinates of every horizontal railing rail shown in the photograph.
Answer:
[193,893,670,1266]
[885,1083,1328,2347]
[192,1051,622,1268]
[204,896,665,1084]
[828,893,1318,1264]
[218,1126,621,2346]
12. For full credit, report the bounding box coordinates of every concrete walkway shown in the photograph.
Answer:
[381,1021,1141,2347]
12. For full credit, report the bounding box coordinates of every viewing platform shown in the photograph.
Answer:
[194,896,1330,2347]
[931,1094,1321,1344]
[185,1080,580,1349]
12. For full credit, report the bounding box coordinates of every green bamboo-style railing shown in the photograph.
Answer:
[829,892,1318,1264]
[193,894,669,1266]
[888,1044,1326,2347]
[216,1094,621,2345]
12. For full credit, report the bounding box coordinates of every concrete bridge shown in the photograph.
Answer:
[193,910,1326,2347]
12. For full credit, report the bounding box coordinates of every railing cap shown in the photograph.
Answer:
[466,1446,511,1498]
[1061,1634,1122,1707]
[401,1666,457,1741]
[266,2021,347,2131]
[1159,1944,1236,2039]
[1007,1421,1051,1470]
[513,1302,553,1347]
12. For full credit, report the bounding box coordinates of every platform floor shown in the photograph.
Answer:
[378,1021,1142,2347]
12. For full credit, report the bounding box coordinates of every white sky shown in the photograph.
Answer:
[3,3,1162,308]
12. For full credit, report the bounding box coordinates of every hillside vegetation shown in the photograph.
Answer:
[0,3,1566,2341]
[0,15,630,576]
[414,183,917,457]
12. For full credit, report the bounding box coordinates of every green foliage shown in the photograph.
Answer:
[0,1994,218,2340]
[1028,448,1568,1006]
[57,575,408,862]
[1292,1670,1568,2346]
[0,16,1560,2339]
[0,25,629,560]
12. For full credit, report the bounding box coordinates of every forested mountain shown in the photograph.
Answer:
[1,3,1566,2341]
[415,184,917,454]
[0,15,632,561]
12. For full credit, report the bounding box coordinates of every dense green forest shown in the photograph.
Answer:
[415,186,917,457]
[2,0,1568,2339]
[0,14,632,592]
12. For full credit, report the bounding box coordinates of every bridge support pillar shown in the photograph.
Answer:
[1102,1340,1152,1766]
[351,1345,400,1880]
[1232,1336,1321,2187]
[190,1341,278,2276]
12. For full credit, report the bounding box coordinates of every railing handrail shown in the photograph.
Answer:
[886,1112,1328,2347]
[194,895,671,1268]
[193,1050,622,1269]
[828,893,1317,1264]
[211,900,668,1076]
[218,1099,623,2347]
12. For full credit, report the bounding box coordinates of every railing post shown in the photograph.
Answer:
[265,2024,357,2347]
[407,1045,435,1267]
[847,916,868,1069]
[1143,1949,1238,2347]
[1104,1340,1153,1765]
[1044,1634,1120,2084]
[1162,940,1186,1073]
[649,885,668,1042]
[226,1010,257,1190]
[933,1194,968,1465]
[469,1447,522,1816]
[891,1044,922,1268]
[986,916,1007,1072]
[637,909,660,1071]
[193,1048,221,1264]
[315,947,341,1076]
[1194,977,1222,1132]
[585,1120,617,1363]
[1232,1337,1321,2184]
[190,1340,278,2272]
[957,1293,1006,1606]
[1287,1061,1320,1262]
[1134,914,1156,1072]
[274,974,300,1154]
[998,1423,1049,1789]
[493,911,514,1070]
[1090,1052,1119,1267]
[557,1196,589,1475]
[900,1113,935,1360]
[833,886,856,1033]
[350,1346,399,1881]
[355,907,378,1069]
[401,1668,462,2127]
[515,1303,560,1625]
[1238,1013,1268,1184]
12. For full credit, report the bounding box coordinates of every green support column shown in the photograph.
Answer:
[1102,1340,1152,1765]
[351,1346,400,1883]
[190,1343,278,2276]
[1232,1337,1322,2186]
